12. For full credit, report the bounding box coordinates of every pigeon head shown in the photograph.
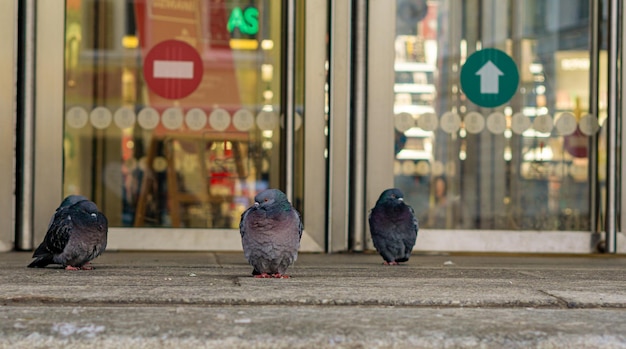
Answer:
[70,200,108,231]
[72,200,99,215]
[376,188,405,205]
[254,189,290,211]
[59,195,89,209]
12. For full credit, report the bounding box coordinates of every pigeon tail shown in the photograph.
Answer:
[27,254,53,268]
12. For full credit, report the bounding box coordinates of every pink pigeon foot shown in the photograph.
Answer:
[383,261,399,266]
[254,273,272,278]
[271,273,290,279]
[65,264,94,270]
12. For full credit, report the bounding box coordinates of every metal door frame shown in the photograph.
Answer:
[28,0,327,252]
[0,1,17,252]
[359,0,624,253]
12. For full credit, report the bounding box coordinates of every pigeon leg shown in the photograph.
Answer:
[383,261,399,266]
[253,273,272,278]
[65,264,94,270]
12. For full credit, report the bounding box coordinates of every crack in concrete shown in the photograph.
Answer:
[538,290,576,308]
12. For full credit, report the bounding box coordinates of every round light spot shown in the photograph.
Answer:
[486,112,506,134]
[464,112,485,134]
[66,106,89,129]
[511,112,531,135]
[209,108,231,131]
[90,107,112,130]
[232,109,255,131]
[394,112,415,132]
[417,112,438,132]
[161,107,184,130]
[152,156,168,172]
[113,107,136,129]
[295,112,303,131]
[431,161,445,176]
[415,161,430,176]
[401,161,415,175]
[256,110,279,131]
[533,114,553,133]
[554,112,577,136]
[440,112,461,134]
[137,107,160,130]
[579,113,599,136]
[185,108,207,131]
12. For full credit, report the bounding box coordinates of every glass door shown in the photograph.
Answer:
[365,0,611,253]
[32,0,326,252]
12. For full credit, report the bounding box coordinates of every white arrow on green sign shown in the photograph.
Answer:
[460,48,519,108]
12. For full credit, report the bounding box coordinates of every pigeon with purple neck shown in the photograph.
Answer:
[369,188,419,265]
[28,196,108,270]
[239,189,302,278]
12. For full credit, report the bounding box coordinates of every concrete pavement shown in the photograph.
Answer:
[1,251,626,348]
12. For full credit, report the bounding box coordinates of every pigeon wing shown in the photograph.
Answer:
[368,209,387,251]
[402,206,419,252]
[296,209,303,239]
[239,205,255,239]
[34,210,73,258]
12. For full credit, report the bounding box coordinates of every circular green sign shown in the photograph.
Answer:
[460,48,519,108]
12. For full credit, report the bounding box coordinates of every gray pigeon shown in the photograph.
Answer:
[239,189,302,278]
[28,197,108,270]
[369,188,418,265]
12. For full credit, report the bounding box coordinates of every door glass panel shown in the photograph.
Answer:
[392,0,601,230]
[64,0,289,229]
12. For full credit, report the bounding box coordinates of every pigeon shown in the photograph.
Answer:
[239,189,302,278]
[368,188,418,265]
[28,197,108,270]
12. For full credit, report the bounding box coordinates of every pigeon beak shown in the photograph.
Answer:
[90,213,97,219]
[254,202,260,208]
[398,198,404,202]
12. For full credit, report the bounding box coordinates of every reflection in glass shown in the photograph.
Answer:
[63,1,295,229]
[393,0,600,231]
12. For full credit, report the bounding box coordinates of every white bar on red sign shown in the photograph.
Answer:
[153,60,194,79]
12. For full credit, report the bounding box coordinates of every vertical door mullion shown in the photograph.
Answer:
[328,0,352,252]
[0,0,17,251]
[589,0,602,239]
[16,0,36,250]
[350,0,367,251]
[606,0,620,253]
[364,0,396,250]
[616,1,626,249]
[281,0,296,202]
[303,0,329,251]
[33,0,65,245]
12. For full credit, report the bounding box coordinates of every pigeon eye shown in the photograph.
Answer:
[264,198,269,202]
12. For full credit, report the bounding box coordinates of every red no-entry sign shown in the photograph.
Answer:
[143,40,203,100]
